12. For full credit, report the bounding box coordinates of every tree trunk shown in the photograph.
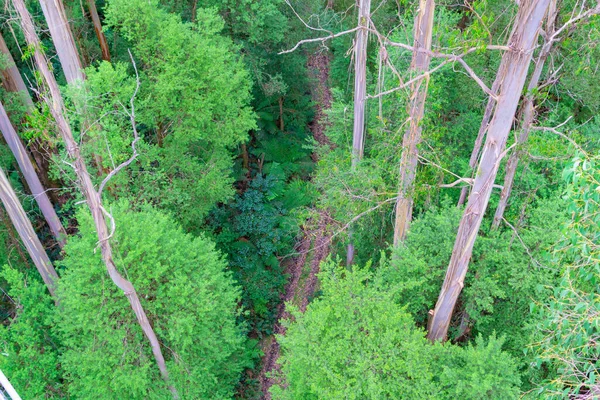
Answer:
[0,32,33,108]
[457,74,501,206]
[0,166,58,297]
[492,0,558,229]
[86,0,111,61]
[12,1,178,396]
[38,0,85,84]
[392,0,435,246]
[0,101,66,247]
[427,0,550,342]
[347,0,370,266]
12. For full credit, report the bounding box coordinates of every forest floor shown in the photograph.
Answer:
[258,52,333,399]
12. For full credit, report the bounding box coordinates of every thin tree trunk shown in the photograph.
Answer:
[427,0,550,342]
[38,0,85,84]
[347,0,371,266]
[278,96,284,132]
[0,32,33,108]
[12,1,178,396]
[0,166,58,297]
[86,0,110,61]
[492,0,558,229]
[392,0,435,246]
[0,101,66,246]
[457,75,500,206]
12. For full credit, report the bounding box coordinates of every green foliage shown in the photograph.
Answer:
[273,262,521,399]
[56,203,249,399]
[529,154,600,397]
[103,0,256,229]
[0,267,63,398]
[209,174,315,334]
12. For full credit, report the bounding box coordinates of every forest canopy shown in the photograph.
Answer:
[0,0,598,399]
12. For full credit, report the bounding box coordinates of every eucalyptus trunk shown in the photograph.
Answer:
[0,101,66,246]
[492,0,558,228]
[0,166,58,297]
[12,0,177,396]
[86,0,111,61]
[38,0,85,83]
[427,0,551,342]
[393,0,435,246]
[346,0,370,265]
[0,32,33,108]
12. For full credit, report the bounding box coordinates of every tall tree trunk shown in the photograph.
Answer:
[346,0,370,265]
[0,166,58,297]
[392,0,435,246]
[492,0,558,229]
[86,0,110,61]
[457,74,501,206]
[0,101,66,247]
[427,0,550,342]
[0,31,33,108]
[12,1,178,396]
[38,0,85,84]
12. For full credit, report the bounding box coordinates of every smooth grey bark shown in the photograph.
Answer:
[38,0,85,84]
[427,0,551,342]
[492,0,558,228]
[0,166,58,297]
[86,0,110,61]
[0,32,33,108]
[12,1,177,397]
[393,0,435,246]
[0,101,66,246]
[347,0,371,265]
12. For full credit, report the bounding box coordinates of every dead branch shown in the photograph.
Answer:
[97,49,141,197]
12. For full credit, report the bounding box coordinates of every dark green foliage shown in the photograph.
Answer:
[56,203,249,399]
[209,173,315,334]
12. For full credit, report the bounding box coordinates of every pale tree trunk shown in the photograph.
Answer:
[427,0,550,342]
[86,0,111,61]
[346,0,370,265]
[392,0,435,246]
[0,101,66,247]
[457,74,501,206]
[492,0,558,229]
[0,31,33,108]
[38,0,85,84]
[0,166,58,297]
[12,1,178,396]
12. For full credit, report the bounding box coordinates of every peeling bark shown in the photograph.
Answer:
[492,0,558,228]
[427,0,551,342]
[393,0,435,246]
[13,0,177,396]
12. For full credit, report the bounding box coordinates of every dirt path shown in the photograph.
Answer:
[258,52,333,399]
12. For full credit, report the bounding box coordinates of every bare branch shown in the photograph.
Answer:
[97,49,141,197]
[279,27,361,55]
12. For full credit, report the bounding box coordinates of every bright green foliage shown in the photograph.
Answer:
[104,0,256,229]
[530,154,600,397]
[56,203,249,399]
[272,262,521,399]
[0,267,63,398]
